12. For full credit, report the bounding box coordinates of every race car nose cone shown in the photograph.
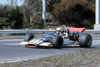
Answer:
[20,42,28,45]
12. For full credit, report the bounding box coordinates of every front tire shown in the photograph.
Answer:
[52,36,63,49]
[78,33,92,48]
[24,34,34,42]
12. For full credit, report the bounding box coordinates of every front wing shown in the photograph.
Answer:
[20,39,52,47]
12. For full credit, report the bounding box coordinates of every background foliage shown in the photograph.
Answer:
[47,0,95,28]
[0,0,95,29]
[0,6,23,29]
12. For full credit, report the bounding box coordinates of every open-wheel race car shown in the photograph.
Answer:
[20,25,92,48]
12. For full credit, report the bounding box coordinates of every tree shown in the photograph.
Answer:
[21,0,42,28]
[0,6,24,29]
[47,0,61,12]
[31,12,43,29]
[0,6,12,29]
[53,0,95,28]
[9,7,23,29]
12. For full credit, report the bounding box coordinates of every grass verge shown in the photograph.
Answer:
[0,49,100,67]
[0,34,24,40]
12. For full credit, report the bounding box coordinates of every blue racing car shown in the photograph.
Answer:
[20,25,92,48]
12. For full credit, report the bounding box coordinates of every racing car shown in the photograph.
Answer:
[20,25,92,48]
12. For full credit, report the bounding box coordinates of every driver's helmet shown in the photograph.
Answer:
[56,27,61,33]
[56,25,67,33]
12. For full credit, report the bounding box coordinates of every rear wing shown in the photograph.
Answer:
[67,27,86,32]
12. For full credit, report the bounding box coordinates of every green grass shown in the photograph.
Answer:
[0,34,24,40]
[0,33,47,40]
[0,49,100,67]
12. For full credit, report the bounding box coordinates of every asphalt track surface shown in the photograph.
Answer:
[0,38,100,63]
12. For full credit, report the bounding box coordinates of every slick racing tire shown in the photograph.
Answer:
[78,33,92,48]
[52,36,63,49]
[24,33,34,41]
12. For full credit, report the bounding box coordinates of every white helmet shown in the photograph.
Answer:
[56,25,67,33]
[56,27,61,33]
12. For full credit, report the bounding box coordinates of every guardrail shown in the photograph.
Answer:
[0,30,100,34]
[0,30,55,34]
[85,30,100,33]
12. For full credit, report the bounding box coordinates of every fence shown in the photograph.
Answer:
[0,29,100,34]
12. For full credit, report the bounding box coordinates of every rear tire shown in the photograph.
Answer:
[52,36,63,49]
[78,33,92,48]
[24,34,34,41]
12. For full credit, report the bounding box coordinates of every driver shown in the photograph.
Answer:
[56,27,61,33]
[56,25,67,33]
